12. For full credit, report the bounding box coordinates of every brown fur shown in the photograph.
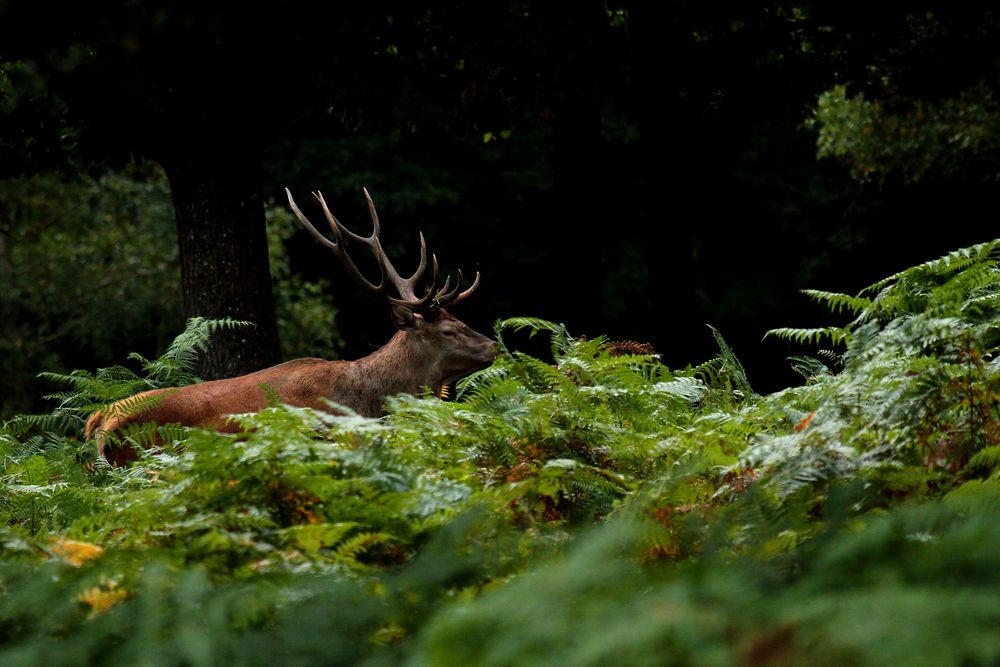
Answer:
[86,308,496,466]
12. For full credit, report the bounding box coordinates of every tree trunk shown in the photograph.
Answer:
[162,150,280,380]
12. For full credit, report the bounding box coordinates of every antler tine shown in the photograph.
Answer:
[286,188,337,252]
[384,242,436,310]
[444,270,481,308]
[429,252,441,297]
[436,278,453,301]
[314,190,376,243]
[288,187,479,313]
[286,188,384,294]
[359,188,437,309]
[361,187,381,240]
[434,271,459,304]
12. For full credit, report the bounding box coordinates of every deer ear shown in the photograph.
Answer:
[390,303,421,331]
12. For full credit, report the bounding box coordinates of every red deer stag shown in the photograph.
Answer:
[86,188,497,466]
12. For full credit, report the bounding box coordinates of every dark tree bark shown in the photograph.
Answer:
[162,149,280,380]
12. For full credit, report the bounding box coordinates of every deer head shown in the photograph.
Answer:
[88,187,498,467]
[286,187,497,394]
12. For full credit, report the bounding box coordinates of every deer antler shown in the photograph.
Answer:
[285,187,480,312]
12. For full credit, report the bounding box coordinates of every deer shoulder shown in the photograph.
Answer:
[88,188,496,466]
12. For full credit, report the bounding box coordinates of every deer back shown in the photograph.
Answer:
[88,187,497,466]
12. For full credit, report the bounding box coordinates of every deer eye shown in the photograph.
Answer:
[442,328,457,337]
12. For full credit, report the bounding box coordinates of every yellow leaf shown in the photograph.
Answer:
[50,537,104,567]
[78,580,128,615]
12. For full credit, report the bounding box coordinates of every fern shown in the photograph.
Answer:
[494,316,575,359]
[764,325,852,347]
[742,240,1000,505]
[2,242,1000,665]
[866,239,1000,294]
[706,325,755,398]
[767,240,1000,354]
[802,288,872,315]
[1,318,251,445]
[787,355,832,381]
[965,446,1000,478]
[128,316,252,387]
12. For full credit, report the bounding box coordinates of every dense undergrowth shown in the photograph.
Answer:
[1,240,999,666]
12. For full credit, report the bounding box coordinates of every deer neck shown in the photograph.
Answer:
[353,330,440,397]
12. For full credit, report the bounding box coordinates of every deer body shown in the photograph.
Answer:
[87,188,497,466]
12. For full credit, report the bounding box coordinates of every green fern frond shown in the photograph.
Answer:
[281,522,361,554]
[332,531,391,563]
[495,316,568,338]
[576,465,631,496]
[943,479,1000,512]
[163,316,252,362]
[509,352,567,392]
[108,391,174,422]
[457,376,536,421]
[765,326,851,347]
[961,292,1000,318]
[866,240,1000,294]
[692,411,762,439]
[650,377,707,405]
[707,325,755,398]
[590,351,665,382]
[787,356,832,381]
[802,289,872,315]
[30,319,248,424]
[456,363,510,399]
[2,412,82,438]
[37,369,99,393]
[966,446,1000,477]
[690,357,724,383]
[495,317,574,357]
[93,365,145,383]
[105,421,166,450]
[133,317,252,386]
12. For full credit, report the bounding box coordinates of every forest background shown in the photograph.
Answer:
[3,1,998,418]
[5,4,1000,665]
